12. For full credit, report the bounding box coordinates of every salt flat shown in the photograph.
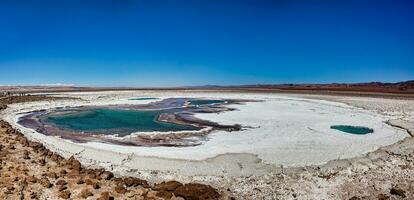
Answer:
[2,90,414,199]
[82,93,406,166]
[0,91,410,180]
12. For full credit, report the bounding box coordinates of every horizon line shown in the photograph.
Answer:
[1,79,413,89]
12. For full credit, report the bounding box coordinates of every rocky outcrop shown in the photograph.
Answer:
[174,183,220,200]
[153,181,220,200]
[154,181,183,191]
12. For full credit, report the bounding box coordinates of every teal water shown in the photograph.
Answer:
[331,125,374,135]
[129,97,159,100]
[43,108,199,136]
[188,99,224,106]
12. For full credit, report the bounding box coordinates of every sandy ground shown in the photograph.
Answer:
[1,90,414,199]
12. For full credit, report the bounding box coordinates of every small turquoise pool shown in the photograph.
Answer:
[331,125,374,135]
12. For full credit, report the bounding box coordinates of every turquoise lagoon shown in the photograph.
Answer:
[43,108,199,136]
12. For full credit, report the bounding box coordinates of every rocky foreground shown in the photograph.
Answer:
[0,96,220,200]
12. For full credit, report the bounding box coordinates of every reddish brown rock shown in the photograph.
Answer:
[154,181,183,191]
[6,185,15,191]
[58,190,71,199]
[50,153,63,162]
[29,142,44,152]
[47,172,58,179]
[57,185,68,191]
[38,158,46,166]
[156,190,173,199]
[97,191,114,200]
[59,169,67,175]
[23,150,30,159]
[85,179,94,186]
[40,177,52,188]
[87,169,97,179]
[28,175,38,183]
[56,179,67,186]
[76,178,85,184]
[68,155,82,171]
[0,104,7,111]
[92,181,101,189]
[123,177,149,188]
[174,183,220,200]
[377,193,390,200]
[18,136,29,146]
[30,192,38,199]
[80,189,93,198]
[390,188,406,198]
[112,177,123,185]
[95,168,105,175]
[115,185,128,194]
[101,171,114,180]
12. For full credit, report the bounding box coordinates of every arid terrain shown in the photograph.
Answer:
[0,85,414,200]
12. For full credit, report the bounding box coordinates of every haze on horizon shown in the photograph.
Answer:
[0,0,413,87]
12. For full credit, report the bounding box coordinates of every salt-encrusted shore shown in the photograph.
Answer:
[1,90,414,199]
[17,98,244,147]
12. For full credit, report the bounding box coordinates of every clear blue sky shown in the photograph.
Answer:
[0,0,413,87]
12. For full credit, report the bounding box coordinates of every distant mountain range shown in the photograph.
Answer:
[227,80,414,93]
[1,80,413,95]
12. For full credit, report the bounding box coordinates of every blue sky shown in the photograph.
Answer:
[0,0,413,87]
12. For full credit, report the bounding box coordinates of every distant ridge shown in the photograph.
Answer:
[186,80,414,94]
[1,80,413,95]
[231,80,414,93]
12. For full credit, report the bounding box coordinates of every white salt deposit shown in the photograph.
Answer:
[0,91,409,177]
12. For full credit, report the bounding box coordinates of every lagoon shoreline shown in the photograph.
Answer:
[16,98,245,147]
